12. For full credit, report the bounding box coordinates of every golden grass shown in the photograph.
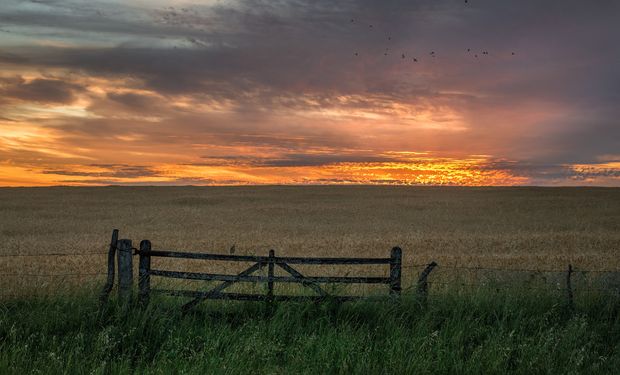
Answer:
[1,186,619,295]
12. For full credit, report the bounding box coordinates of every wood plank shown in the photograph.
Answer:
[138,239,151,306]
[150,269,390,284]
[181,261,265,312]
[268,250,275,302]
[390,247,402,295]
[145,250,263,262]
[276,256,392,265]
[276,262,327,296]
[117,239,133,305]
[144,250,391,265]
[153,289,372,302]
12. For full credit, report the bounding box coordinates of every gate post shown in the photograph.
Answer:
[566,264,574,312]
[390,247,402,296]
[267,249,275,303]
[417,261,437,306]
[117,239,134,305]
[139,240,152,306]
[99,229,119,306]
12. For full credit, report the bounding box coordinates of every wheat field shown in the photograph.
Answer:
[1,186,619,296]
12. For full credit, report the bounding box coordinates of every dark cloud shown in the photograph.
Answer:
[0,52,28,64]
[42,165,159,178]
[0,76,82,104]
[197,152,406,167]
[58,177,250,186]
[106,92,155,109]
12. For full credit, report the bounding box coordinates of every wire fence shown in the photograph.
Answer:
[1,250,619,300]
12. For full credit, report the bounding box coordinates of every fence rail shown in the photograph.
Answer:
[143,250,393,265]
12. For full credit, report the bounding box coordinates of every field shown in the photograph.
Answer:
[1,186,620,373]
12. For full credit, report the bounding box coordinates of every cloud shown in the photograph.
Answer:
[41,164,159,178]
[0,76,82,103]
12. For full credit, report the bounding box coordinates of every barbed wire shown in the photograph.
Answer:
[0,252,109,258]
[0,272,106,277]
[427,281,619,293]
[402,264,620,273]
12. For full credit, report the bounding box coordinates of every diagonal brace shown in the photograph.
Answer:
[276,262,328,297]
[182,261,265,312]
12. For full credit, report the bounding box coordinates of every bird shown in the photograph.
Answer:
[413,58,418,62]
[350,18,355,23]
[467,48,471,52]
[229,244,236,254]
[369,24,373,28]
[474,54,478,58]
[401,53,405,59]
[354,52,359,56]
[512,52,515,55]
[388,36,391,40]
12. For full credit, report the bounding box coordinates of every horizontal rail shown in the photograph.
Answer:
[278,256,392,265]
[151,289,370,302]
[149,269,391,284]
[145,251,263,262]
[141,250,391,265]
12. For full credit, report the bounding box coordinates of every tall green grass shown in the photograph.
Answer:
[1,289,619,374]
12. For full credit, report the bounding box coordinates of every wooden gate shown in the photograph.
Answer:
[100,230,403,312]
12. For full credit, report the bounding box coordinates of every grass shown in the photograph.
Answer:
[1,289,619,374]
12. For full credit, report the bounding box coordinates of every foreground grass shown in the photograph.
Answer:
[1,290,619,374]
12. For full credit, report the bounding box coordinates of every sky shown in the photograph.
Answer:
[0,0,619,186]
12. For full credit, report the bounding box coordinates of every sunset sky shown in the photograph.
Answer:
[0,0,618,186]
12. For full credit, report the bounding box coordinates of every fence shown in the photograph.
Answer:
[100,230,405,312]
[2,229,619,306]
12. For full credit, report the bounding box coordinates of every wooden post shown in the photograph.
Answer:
[139,240,151,306]
[117,239,133,305]
[417,261,438,305]
[267,249,275,303]
[99,229,119,306]
[566,264,574,311]
[390,247,402,296]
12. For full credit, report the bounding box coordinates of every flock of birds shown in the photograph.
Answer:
[350,0,517,63]
[155,2,517,62]
[351,18,516,62]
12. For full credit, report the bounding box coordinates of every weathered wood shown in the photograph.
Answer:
[117,239,133,305]
[154,289,370,302]
[149,269,390,284]
[181,261,266,312]
[277,262,327,296]
[390,247,402,295]
[122,240,404,311]
[276,256,391,265]
[144,250,391,265]
[417,261,437,304]
[267,249,275,303]
[566,264,574,311]
[138,240,151,306]
[99,229,119,306]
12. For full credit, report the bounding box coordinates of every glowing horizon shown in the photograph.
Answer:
[1,1,619,187]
